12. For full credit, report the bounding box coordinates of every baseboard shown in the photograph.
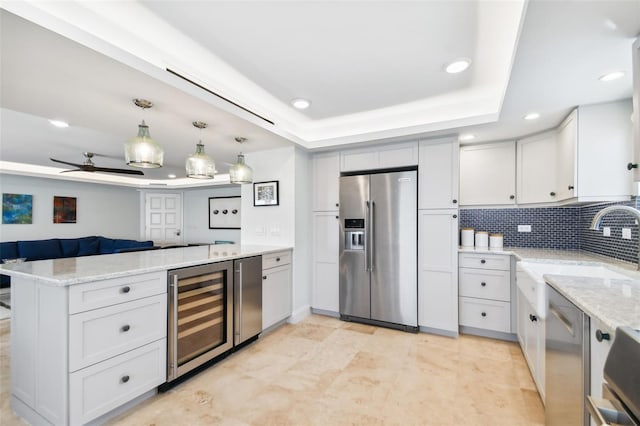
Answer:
[459,325,517,342]
[288,305,311,324]
[419,326,459,338]
[310,308,339,318]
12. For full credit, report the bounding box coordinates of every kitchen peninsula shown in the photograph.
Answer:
[0,244,292,426]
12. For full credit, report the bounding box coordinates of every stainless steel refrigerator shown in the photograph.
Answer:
[339,169,418,331]
[233,256,262,347]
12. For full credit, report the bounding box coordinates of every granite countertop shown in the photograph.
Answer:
[0,244,292,286]
[459,246,640,331]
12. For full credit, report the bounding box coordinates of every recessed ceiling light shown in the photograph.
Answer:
[445,59,471,74]
[459,133,475,141]
[524,112,540,121]
[168,174,176,179]
[49,119,69,128]
[599,71,624,82]
[291,98,311,109]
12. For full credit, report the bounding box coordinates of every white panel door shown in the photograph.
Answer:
[418,209,458,333]
[517,131,558,204]
[459,142,516,205]
[418,137,459,209]
[144,193,183,244]
[312,212,339,312]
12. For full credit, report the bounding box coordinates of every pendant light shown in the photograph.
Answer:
[124,99,164,168]
[229,137,253,184]
[185,121,216,179]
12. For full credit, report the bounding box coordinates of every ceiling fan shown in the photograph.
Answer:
[50,152,144,175]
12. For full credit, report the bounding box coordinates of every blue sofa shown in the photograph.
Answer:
[0,236,156,287]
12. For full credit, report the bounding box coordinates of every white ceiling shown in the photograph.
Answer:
[0,0,638,187]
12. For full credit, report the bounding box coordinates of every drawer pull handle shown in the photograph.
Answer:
[121,286,131,294]
[480,282,486,287]
[276,257,281,262]
[263,276,267,280]
[595,329,610,342]
[121,325,130,332]
[121,375,130,384]
[481,312,487,317]
[529,314,538,322]
[480,259,486,264]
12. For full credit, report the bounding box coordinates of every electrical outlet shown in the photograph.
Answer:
[622,228,632,239]
[518,225,532,233]
[603,227,611,237]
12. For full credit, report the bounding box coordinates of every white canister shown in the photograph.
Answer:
[475,231,488,248]
[490,233,504,249]
[461,228,474,247]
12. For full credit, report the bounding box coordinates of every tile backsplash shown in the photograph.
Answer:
[460,198,640,264]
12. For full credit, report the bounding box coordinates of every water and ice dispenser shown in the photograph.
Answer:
[344,218,365,250]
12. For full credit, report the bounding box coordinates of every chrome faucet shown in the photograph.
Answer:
[589,205,640,270]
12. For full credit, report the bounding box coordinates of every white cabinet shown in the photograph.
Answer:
[517,131,558,204]
[262,250,292,330]
[589,317,614,415]
[418,210,459,334]
[458,253,513,336]
[633,37,640,181]
[459,142,516,206]
[11,271,167,425]
[340,141,418,172]
[418,137,459,209]
[556,101,634,202]
[312,152,340,211]
[516,286,545,400]
[312,212,339,313]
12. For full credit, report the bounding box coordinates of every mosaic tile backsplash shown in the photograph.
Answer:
[460,198,640,264]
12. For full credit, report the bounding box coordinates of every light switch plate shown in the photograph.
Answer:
[622,228,632,239]
[603,227,611,237]
[518,225,532,233]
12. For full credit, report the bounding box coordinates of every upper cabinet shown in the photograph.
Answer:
[557,100,633,202]
[517,131,558,204]
[632,37,640,181]
[460,142,516,206]
[340,141,418,172]
[418,137,459,209]
[312,152,340,211]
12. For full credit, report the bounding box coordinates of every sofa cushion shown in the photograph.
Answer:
[97,237,117,254]
[17,239,62,261]
[77,237,99,256]
[59,238,80,257]
[113,239,154,252]
[0,241,19,261]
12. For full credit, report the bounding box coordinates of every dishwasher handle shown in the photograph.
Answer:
[549,303,574,336]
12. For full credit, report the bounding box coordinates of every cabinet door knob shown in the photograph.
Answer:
[481,312,487,317]
[452,214,457,219]
[276,257,281,262]
[596,329,610,342]
[263,275,267,280]
[121,375,130,384]
[568,185,574,190]
[336,215,339,219]
[509,195,515,200]
[121,286,131,294]
[121,325,130,332]
[336,203,339,207]
[480,259,486,264]
[549,191,556,197]
[452,199,457,204]
[480,282,486,287]
[529,314,537,322]
[627,163,638,170]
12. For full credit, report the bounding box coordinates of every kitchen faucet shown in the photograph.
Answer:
[589,205,640,270]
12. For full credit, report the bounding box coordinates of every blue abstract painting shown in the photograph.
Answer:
[2,193,33,224]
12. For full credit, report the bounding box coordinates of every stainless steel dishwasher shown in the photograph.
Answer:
[546,284,590,426]
[233,256,262,346]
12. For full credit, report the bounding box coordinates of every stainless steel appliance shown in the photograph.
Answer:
[167,261,234,383]
[339,168,418,331]
[546,284,590,426]
[233,256,262,346]
[587,326,640,426]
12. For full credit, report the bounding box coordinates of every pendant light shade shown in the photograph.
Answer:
[124,99,163,168]
[186,121,215,179]
[229,137,253,184]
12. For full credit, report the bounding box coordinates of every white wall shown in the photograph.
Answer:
[0,174,140,241]
[293,148,312,318]
[182,185,241,244]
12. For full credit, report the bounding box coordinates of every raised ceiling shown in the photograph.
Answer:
[0,1,638,187]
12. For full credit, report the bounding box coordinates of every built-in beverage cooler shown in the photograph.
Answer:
[166,261,234,383]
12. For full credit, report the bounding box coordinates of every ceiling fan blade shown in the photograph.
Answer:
[92,166,144,175]
[50,158,82,168]
[59,169,84,173]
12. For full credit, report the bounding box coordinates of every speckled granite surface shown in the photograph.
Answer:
[0,244,291,286]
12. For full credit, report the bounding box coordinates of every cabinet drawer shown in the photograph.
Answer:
[69,294,167,372]
[458,253,510,271]
[69,271,166,314]
[459,297,511,333]
[459,268,510,301]
[69,339,166,425]
[263,250,291,269]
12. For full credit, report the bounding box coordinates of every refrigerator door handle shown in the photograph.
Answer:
[364,201,370,272]
[370,200,375,272]
[235,263,242,344]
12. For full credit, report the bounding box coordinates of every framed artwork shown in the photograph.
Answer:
[253,181,279,206]
[209,196,241,229]
[53,196,77,223]
[2,193,33,224]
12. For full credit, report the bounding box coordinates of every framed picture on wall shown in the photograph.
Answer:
[253,181,279,206]
[209,196,241,229]
[53,196,77,223]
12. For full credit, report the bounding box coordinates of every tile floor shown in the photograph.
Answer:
[0,315,544,425]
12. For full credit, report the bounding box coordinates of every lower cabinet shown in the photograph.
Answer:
[262,250,292,330]
[311,212,339,313]
[418,209,459,334]
[516,287,545,400]
[590,316,614,426]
